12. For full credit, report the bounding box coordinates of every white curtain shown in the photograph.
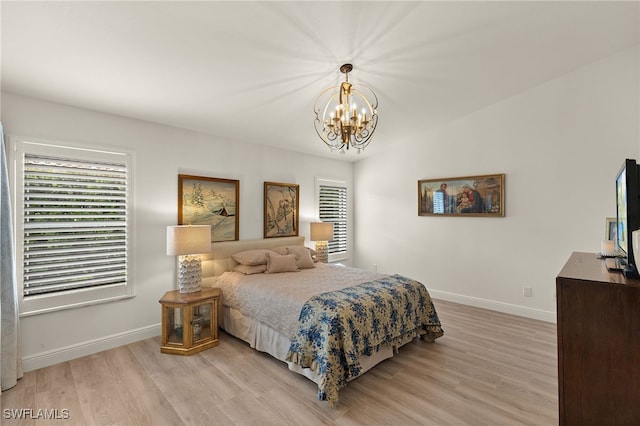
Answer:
[0,122,22,393]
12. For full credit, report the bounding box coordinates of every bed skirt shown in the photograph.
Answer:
[220,305,398,385]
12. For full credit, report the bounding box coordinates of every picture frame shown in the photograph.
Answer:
[178,174,239,242]
[264,181,299,238]
[606,217,617,241]
[418,173,505,217]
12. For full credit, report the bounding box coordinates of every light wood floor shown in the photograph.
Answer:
[1,300,558,425]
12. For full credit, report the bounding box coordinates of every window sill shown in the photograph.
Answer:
[20,286,135,317]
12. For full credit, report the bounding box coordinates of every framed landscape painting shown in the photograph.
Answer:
[418,173,505,217]
[264,181,299,238]
[178,174,239,242]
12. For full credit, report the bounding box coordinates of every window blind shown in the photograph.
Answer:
[22,154,128,296]
[318,183,347,255]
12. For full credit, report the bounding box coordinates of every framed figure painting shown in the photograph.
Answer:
[178,174,239,242]
[264,181,299,238]
[418,173,505,217]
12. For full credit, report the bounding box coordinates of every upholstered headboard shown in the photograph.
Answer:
[201,236,305,279]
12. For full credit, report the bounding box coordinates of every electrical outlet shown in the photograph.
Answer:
[522,286,533,297]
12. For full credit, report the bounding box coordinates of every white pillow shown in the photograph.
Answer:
[286,246,315,269]
[271,246,289,255]
[232,249,277,266]
[233,264,267,275]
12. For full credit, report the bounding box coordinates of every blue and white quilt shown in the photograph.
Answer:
[285,274,443,406]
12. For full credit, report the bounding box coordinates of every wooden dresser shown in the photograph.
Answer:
[556,252,640,425]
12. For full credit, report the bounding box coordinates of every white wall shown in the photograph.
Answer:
[1,92,353,370]
[353,47,640,322]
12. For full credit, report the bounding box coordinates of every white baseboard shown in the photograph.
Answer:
[22,292,555,372]
[22,323,161,372]
[428,289,557,323]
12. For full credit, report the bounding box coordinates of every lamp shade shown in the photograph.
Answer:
[310,222,334,241]
[166,225,211,256]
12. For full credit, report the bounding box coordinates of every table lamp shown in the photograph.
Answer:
[310,222,334,263]
[166,225,211,293]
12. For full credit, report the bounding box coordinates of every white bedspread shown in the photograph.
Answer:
[213,263,386,339]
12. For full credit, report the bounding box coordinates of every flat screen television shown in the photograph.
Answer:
[615,158,640,277]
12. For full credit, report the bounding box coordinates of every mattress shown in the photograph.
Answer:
[213,262,387,339]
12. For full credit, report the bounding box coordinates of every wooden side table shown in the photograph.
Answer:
[159,287,220,355]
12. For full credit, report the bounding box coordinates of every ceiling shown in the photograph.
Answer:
[2,1,639,162]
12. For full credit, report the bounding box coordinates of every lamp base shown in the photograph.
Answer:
[177,255,202,293]
[315,241,329,263]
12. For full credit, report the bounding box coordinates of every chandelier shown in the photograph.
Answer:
[313,64,378,154]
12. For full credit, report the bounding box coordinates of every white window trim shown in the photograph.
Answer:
[315,177,349,263]
[9,136,136,317]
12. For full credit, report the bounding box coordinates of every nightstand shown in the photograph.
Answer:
[159,287,220,355]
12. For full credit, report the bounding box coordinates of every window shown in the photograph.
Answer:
[10,139,135,316]
[316,178,348,262]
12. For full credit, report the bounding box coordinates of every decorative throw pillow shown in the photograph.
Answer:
[271,246,289,256]
[231,249,277,266]
[285,246,315,269]
[233,264,267,275]
[272,246,317,267]
[265,253,299,273]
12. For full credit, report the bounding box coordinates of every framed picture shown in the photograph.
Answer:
[264,181,299,238]
[606,217,617,241]
[418,173,505,217]
[178,174,239,242]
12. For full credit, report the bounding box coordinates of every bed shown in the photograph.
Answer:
[201,236,443,406]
